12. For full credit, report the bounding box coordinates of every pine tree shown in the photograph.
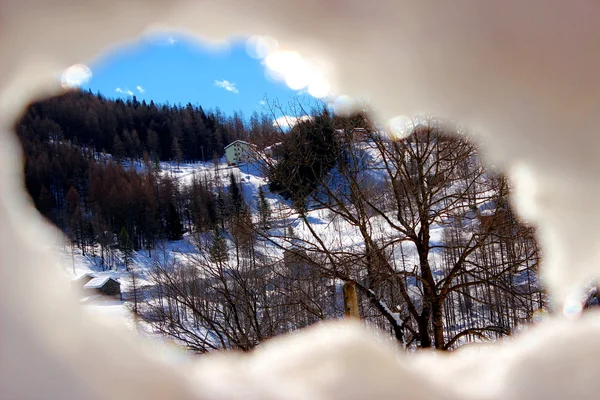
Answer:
[147,129,161,161]
[171,136,183,168]
[97,229,113,270]
[118,226,133,271]
[112,134,125,161]
[216,190,228,230]
[258,186,271,229]
[209,228,228,264]
[268,110,339,209]
[37,185,53,217]
[229,172,244,216]
[65,186,83,253]
[166,203,184,241]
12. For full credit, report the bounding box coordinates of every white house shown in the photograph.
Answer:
[224,140,255,166]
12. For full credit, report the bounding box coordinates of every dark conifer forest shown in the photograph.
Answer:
[16,89,282,261]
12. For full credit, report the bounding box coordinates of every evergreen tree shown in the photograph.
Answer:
[37,185,53,217]
[209,228,228,264]
[268,110,339,210]
[216,189,228,229]
[258,186,271,229]
[112,134,125,161]
[147,129,161,160]
[65,186,84,253]
[229,172,244,216]
[118,226,133,271]
[166,203,184,241]
[171,136,183,168]
[97,229,114,270]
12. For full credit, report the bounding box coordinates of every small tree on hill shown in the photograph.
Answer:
[97,229,114,270]
[258,186,271,229]
[112,134,125,161]
[65,186,84,253]
[166,203,184,241]
[118,226,133,271]
[229,172,244,217]
[129,267,140,315]
[171,136,183,169]
[209,228,228,265]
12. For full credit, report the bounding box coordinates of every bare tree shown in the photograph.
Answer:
[137,109,543,353]
[264,113,544,350]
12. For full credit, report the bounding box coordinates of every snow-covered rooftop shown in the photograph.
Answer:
[84,276,119,289]
[224,140,251,150]
[72,272,96,281]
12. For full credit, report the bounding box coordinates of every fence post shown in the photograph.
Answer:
[343,281,360,319]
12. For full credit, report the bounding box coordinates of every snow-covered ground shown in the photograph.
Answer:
[59,151,531,348]
[59,158,275,334]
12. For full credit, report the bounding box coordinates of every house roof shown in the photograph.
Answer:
[224,140,251,150]
[72,272,97,281]
[84,276,120,289]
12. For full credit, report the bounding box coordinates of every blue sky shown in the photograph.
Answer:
[80,34,314,118]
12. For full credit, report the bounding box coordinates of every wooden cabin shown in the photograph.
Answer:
[83,276,121,297]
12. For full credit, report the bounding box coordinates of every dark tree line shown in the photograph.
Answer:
[21,135,262,271]
[19,89,281,163]
[16,90,282,268]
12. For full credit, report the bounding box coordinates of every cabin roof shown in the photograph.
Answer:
[84,276,120,289]
[72,272,97,281]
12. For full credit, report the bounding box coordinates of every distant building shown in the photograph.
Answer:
[71,272,96,290]
[225,140,255,166]
[83,276,121,297]
[263,142,284,160]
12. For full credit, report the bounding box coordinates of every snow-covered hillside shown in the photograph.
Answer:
[60,159,277,335]
[61,132,542,353]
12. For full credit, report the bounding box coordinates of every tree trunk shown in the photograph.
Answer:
[432,300,445,349]
[417,241,436,349]
[417,314,432,348]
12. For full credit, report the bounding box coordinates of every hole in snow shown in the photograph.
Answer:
[5,2,600,398]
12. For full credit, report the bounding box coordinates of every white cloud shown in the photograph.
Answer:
[115,87,134,96]
[168,36,177,45]
[272,115,312,129]
[136,85,145,93]
[214,79,239,94]
[259,100,266,106]
[61,64,92,88]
